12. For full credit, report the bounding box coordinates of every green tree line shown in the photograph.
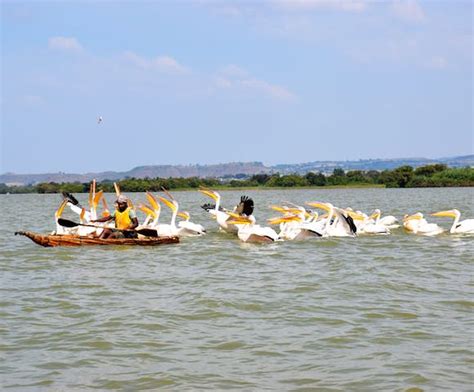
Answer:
[1,164,473,194]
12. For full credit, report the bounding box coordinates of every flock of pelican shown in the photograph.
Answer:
[53,182,474,242]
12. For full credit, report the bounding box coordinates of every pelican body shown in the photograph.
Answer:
[432,209,474,234]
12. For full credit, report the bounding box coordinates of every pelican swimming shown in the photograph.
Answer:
[177,211,206,236]
[200,189,254,234]
[403,213,443,236]
[62,180,104,222]
[138,192,161,227]
[376,209,400,229]
[358,209,391,235]
[156,188,205,237]
[156,196,180,237]
[269,205,322,240]
[228,213,280,243]
[431,209,474,234]
[306,202,357,237]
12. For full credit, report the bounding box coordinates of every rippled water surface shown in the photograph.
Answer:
[1,188,473,391]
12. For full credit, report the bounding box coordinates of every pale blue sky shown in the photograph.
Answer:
[1,1,472,174]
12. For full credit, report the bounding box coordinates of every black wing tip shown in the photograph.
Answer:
[62,191,80,206]
[201,203,215,212]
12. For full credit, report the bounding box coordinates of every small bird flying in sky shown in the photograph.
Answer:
[97,116,103,124]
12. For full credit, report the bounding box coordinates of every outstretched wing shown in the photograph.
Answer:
[235,195,254,216]
[201,203,215,212]
[62,191,81,207]
[201,203,225,212]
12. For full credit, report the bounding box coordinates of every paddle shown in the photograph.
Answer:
[57,218,158,237]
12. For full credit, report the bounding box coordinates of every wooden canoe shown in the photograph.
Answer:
[15,231,179,247]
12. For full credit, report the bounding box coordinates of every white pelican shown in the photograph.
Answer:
[358,209,391,235]
[432,209,474,234]
[269,205,322,240]
[63,180,105,223]
[376,210,400,229]
[137,192,161,227]
[403,213,443,236]
[177,211,206,236]
[228,213,279,243]
[158,194,203,238]
[306,202,357,237]
[156,196,180,236]
[199,189,254,234]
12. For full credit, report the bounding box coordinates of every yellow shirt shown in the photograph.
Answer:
[114,207,135,230]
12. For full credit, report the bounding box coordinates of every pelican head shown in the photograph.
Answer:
[178,211,190,221]
[404,212,423,221]
[369,209,381,220]
[306,201,332,212]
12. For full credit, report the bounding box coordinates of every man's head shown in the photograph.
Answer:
[116,195,128,211]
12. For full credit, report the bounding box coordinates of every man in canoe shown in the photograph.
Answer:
[92,195,139,239]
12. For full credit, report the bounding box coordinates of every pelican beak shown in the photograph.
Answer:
[80,208,86,222]
[159,197,177,212]
[306,202,330,212]
[268,215,301,225]
[55,200,68,218]
[114,182,121,197]
[346,211,365,221]
[227,216,251,225]
[139,204,157,218]
[88,184,93,208]
[199,189,218,201]
[270,205,288,213]
[404,214,422,221]
[93,190,103,209]
[146,192,160,212]
[431,210,456,218]
[102,197,109,213]
[368,211,380,220]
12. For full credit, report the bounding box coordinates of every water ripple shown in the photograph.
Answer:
[1,189,473,390]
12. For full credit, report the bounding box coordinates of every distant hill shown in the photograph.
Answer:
[0,162,271,186]
[1,155,472,185]
[273,155,474,174]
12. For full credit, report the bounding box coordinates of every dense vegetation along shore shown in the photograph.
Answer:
[1,164,472,194]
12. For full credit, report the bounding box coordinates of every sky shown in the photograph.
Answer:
[1,0,472,174]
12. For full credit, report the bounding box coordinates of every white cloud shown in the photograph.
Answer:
[241,78,296,101]
[124,51,189,74]
[48,36,83,52]
[215,65,296,101]
[273,0,368,12]
[391,0,425,23]
[219,64,249,78]
[214,76,232,88]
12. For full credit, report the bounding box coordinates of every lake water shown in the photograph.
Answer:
[1,188,473,391]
